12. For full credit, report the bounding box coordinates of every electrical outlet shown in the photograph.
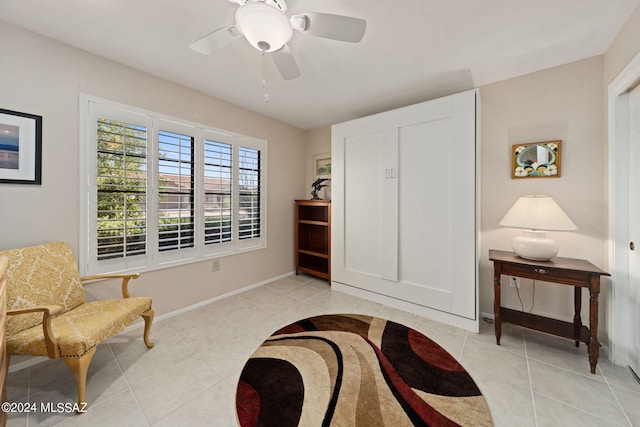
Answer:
[211,259,220,272]
[509,277,520,288]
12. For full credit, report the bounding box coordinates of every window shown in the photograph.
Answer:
[239,147,261,239]
[95,118,148,261]
[80,96,266,275]
[158,130,195,251]
[204,140,232,245]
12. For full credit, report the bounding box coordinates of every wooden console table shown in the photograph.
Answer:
[489,249,609,374]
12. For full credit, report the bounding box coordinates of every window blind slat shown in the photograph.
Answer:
[239,147,261,240]
[204,140,233,244]
[158,130,195,251]
[96,117,148,261]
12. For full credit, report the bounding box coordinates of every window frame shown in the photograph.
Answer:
[79,95,267,276]
[95,115,149,262]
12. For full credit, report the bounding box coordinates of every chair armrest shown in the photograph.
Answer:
[80,273,141,298]
[7,305,64,317]
[0,254,8,277]
[7,305,63,358]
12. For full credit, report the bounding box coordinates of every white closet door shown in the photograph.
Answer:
[332,90,477,320]
[335,128,398,284]
[397,93,476,318]
[343,131,384,277]
[628,84,640,377]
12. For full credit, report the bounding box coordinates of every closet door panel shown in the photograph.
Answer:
[336,129,399,285]
[398,120,453,304]
[343,131,384,277]
[395,92,476,318]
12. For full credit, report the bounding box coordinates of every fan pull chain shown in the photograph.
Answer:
[262,52,270,103]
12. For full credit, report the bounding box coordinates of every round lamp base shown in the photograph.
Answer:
[512,230,558,261]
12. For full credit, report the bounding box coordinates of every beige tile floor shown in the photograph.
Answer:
[5,274,640,426]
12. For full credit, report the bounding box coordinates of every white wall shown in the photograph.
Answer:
[0,21,307,316]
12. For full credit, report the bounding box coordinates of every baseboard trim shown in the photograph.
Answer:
[150,270,295,324]
[8,270,295,373]
[332,281,480,333]
[481,311,494,321]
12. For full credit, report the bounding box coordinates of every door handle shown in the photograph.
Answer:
[631,241,635,251]
[384,168,397,179]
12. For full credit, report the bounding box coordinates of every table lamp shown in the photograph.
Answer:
[499,195,577,261]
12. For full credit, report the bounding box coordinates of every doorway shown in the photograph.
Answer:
[609,50,640,376]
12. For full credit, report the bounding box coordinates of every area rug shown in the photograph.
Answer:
[235,314,493,426]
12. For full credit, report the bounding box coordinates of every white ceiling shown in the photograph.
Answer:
[1,0,638,130]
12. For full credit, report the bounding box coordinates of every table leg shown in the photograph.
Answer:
[588,277,600,374]
[494,263,502,345]
[573,286,582,347]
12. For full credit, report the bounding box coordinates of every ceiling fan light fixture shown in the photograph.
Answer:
[290,15,308,32]
[236,2,293,52]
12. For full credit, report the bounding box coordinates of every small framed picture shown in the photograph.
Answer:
[313,153,331,178]
[511,140,561,179]
[0,108,42,184]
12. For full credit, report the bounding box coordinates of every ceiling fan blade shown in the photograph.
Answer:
[293,12,366,43]
[189,26,242,55]
[271,45,301,80]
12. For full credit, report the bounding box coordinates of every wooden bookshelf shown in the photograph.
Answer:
[295,200,331,282]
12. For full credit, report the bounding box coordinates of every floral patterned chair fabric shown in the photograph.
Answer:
[0,242,154,406]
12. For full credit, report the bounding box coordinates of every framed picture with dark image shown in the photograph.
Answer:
[0,108,42,184]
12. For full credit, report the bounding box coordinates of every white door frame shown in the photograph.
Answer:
[608,50,640,366]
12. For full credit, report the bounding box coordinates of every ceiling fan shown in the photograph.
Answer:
[189,0,367,80]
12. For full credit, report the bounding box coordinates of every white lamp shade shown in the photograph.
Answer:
[499,195,577,261]
[236,3,293,52]
[499,195,577,231]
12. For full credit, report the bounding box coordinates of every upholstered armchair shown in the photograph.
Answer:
[0,242,154,407]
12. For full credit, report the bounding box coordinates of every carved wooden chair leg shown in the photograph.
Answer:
[63,346,97,408]
[141,309,155,349]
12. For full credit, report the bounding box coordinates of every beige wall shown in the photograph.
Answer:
[303,126,332,199]
[0,21,307,316]
[310,57,608,332]
[479,56,606,326]
[3,1,639,339]
[604,4,640,86]
[297,4,640,347]
[477,2,640,350]
[297,4,640,345]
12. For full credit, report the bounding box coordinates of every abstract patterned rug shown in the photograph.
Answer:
[235,314,493,426]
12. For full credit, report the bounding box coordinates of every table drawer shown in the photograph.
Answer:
[499,263,593,286]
